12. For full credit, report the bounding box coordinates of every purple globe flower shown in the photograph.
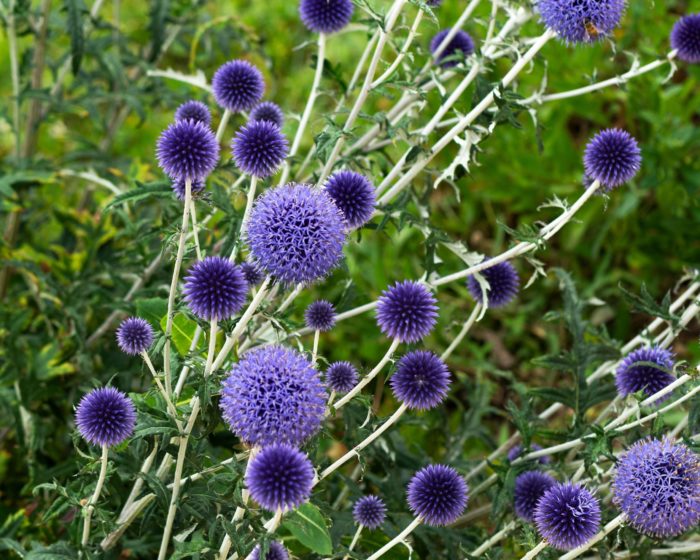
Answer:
[174,100,211,127]
[376,281,438,343]
[246,444,314,511]
[183,257,248,321]
[612,438,700,538]
[240,262,263,286]
[75,387,136,447]
[304,300,336,332]
[390,351,451,410]
[250,101,285,128]
[515,471,557,522]
[299,0,354,34]
[220,346,325,447]
[535,482,601,550]
[116,317,154,355]
[212,60,265,113]
[671,14,700,63]
[427,0,443,6]
[538,0,626,44]
[326,361,359,394]
[583,128,641,191]
[430,29,475,67]
[407,464,468,526]
[250,542,289,560]
[171,177,206,201]
[324,170,376,229]
[467,260,520,308]
[247,183,346,285]
[232,120,289,178]
[353,495,387,529]
[508,444,551,465]
[156,119,219,181]
[615,346,675,403]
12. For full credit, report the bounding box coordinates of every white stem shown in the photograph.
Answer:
[366,517,422,560]
[264,508,283,534]
[441,303,481,361]
[558,514,626,560]
[431,0,482,61]
[345,525,363,558]
[470,520,515,557]
[190,202,202,261]
[520,540,548,560]
[216,109,231,142]
[312,329,320,365]
[141,352,181,425]
[81,445,109,549]
[370,10,424,89]
[204,319,218,376]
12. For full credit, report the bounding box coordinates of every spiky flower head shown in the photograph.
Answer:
[304,300,336,332]
[616,346,675,403]
[430,29,475,67]
[250,542,289,560]
[583,128,641,191]
[390,351,451,410]
[534,482,601,550]
[183,257,248,321]
[240,262,263,286]
[174,100,211,127]
[75,387,136,447]
[508,444,551,465]
[250,101,285,128]
[220,346,325,447]
[232,120,289,178]
[407,464,468,526]
[671,14,700,63]
[246,444,314,511]
[613,438,700,538]
[376,281,438,343]
[538,0,626,44]
[212,60,265,113]
[515,471,557,522]
[324,170,376,229]
[171,177,205,201]
[467,260,520,308]
[299,0,354,34]
[247,183,346,285]
[326,361,359,394]
[116,317,154,355]
[353,495,387,529]
[156,119,219,181]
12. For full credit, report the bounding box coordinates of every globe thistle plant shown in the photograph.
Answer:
[390,350,451,410]
[240,261,263,286]
[514,471,557,522]
[670,14,700,63]
[467,260,520,308]
[407,464,469,526]
[171,177,205,201]
[615,346,675,403]
[583,128,641,191]
[250,541,289,560]
[250,101,285,128]
[174,100,211,126]
[75,387,137,447]
[304,300,336,332]
[353,495,387,529]
[212,60,265,113]
[508,444,551,464]
[116,317,154,355]
[232,120,289,178]
[538,0,626,44]
[430,29,475,67]
[376,281,438,343]
[299,0,354,34]
[324,170,376,228]
[183,257,248,321]
[326,361,359,394]
[156,119,219,181]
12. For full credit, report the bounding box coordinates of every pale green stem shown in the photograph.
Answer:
[441,303,481,361]
[141,352,181,426]
[81,445,109,549]
[312,329,320,365]
[216,109,231,142]
[366,517,422,560]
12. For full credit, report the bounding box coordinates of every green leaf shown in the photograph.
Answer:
[282,503,332,555]
[64,0,85,76]
[160,313,198,356]
[135,298,168,329]
[103,183,174,211]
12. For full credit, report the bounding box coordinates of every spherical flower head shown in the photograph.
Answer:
[535,482,601,550]
[324,170,376,229]
[247,183,346,285]
[612,438,700,538]
[246,444,314,511]
[232,120,289,178]
[171,177,206,201]
[326,361,359,394]
[304,300,336,331]
[390,351,451,410]
[250,101,285,128]
[174,100,211,127]
[583,128,641,191]
[508,444,551,465]
[240,261,263,286]
[616,346,675,403]
[467,260,520,308]
[156,119,219,181]
[671,14,700,63]
[250,541,289,560]
[515,471,557,522]
[75,387,136,447]
[376,281,438,343]
[183,257,248,321]
[407,464,468,526]
[116,317,154,355]
[212,60,265,113]
[220,346,325,447]
[430,29,475,67]
[538,0,626,44]
[299,0,354,34]
[353,495,387,529]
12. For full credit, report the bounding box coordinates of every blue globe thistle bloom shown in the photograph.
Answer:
[353,495,387,529]
[156,119,219,180]
[174,100,211,127]
[583,128,641,191]
[183,257,248,321]
[304,300,336,332]
[671,14,700,63]
[116,317,154,355]
[247,183,346,285]
[538,0,626,44]
[246,444,314,511]
[240,261,263,286]
[299,0,354,34]
[515,471,557,522]
[467,260,520,308]
[220,346,325,447]
[615,346,675,403]
[232,120,289,178]
[212,60,265,113]
[171,177,205,201]
[250,542,289,560]
[250,101,285,128]
[508,444,551,465]
[76,387,136,447]
[407,464,468,526]
[535,482,601,550]
[427,0,443,6]
[430,29,475,67]
[324,170,376,229]
[376,281,438,343]
[326,361,359,394]
[390,351,451,410]
[612,438,700,538]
